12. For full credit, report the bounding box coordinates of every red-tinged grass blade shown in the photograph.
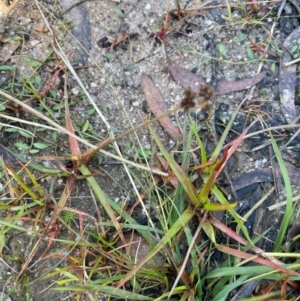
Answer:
[217,244,300,277]
[182,289,194,300]
[214,146,229,173]
[281,278,287,299]
[188,160,215,172]
[270,132,293,252]
[65,96,81,156]
[263,279,285,296]
[163,170,179,187]
[116,206,195,288]
[208,216,277,261]
[81,138,110,164]
[211,185,253,244]
[198,147,237,210]
[209,216,250,245]
[148,124,198,206]
[210,97,249,162]
[214,119,258,179]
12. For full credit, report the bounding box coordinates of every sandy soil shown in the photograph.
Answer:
[1,0,300,300]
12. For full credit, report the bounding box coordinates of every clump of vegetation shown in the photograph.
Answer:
[1,0,300,300]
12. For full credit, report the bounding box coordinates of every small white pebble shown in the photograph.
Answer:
[45,216,51,222]
[90,82,97,88]
[42,161,51,168]
[145,3,151,10]
[17,220,24,226]
[71,87,80,95]
[205,19,213,26]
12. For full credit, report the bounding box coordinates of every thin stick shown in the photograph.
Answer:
[268,194,300,211]
[0,89,169,176]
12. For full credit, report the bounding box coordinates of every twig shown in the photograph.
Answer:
[268,194,300,211]
[60,0,94,16]
[0,89,169,176]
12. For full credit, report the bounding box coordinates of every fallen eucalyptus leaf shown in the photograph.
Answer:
[140,73,183,141]
[167,55,266,96]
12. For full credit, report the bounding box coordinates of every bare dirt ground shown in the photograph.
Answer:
[1,0,300,300]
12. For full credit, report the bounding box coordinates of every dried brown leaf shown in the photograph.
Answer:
[214,71,266,95]
[279,27,300,124]
[167,55,208,94]
[140,73,183,141]
[167,55,266,95]
[232,164,300,191]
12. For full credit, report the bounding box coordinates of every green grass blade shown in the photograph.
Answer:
[212,275,249,301]
[148,124,198,206]
[53,284,152,300]
[270,132,293,252]
[212,185,252,243]
[205,265,274,278]
[117,207,195,288]
[188,115,207,164]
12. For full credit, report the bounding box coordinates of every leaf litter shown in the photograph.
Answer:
[2,0,300,299]
[167,55,266,96]
[279,26,300,124]
[140,73,183,141]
